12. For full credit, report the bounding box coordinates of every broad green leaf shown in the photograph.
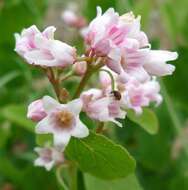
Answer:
[36,134,53,146]
[85,174,143,190]
[65,132,136,180]
[1,104,34,133]
[127,108,159,135]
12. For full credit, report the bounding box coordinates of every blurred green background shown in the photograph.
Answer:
[0,0,188,189]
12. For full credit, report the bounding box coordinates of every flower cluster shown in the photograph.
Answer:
[15,7,178,170]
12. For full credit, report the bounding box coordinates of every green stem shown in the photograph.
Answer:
[76,56,92,62]
[56,165,69,190]
[73,61,104,99]
[100,69,115,91]
[73,66,93,98]
[160,80,182,135]
[69,164,78,190]
[60,71,74,82]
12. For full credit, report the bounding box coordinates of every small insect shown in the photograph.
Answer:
[110,90,122,100]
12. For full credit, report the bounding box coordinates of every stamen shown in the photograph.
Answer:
[56,110,74,128]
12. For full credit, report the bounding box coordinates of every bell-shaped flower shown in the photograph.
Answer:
[81,89,125,127]
[35,96,89,149]
[121,78,162,114]
[84,6,119,54]
[143,50,178,76]
[15,25,76,68]
[119,12,149,48]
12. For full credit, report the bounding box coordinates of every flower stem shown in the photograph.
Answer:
[100,69,115,91]
[60,71,74,82]
[73,66,93,98]
[76,56,94,62]
[73,60,104,99]
[69,164,78,190]
[56,165,69,190]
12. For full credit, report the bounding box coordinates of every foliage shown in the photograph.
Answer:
[0,0,188,189]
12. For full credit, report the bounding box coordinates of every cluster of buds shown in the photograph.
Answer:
[15,7,178,170]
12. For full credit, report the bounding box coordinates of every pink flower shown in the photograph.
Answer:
[84,7,119,55]
[83,8,149,74]
[121,79,162,114]
[34,147,64,171]
[143,50,178,76]
[15,25,76,68]
[27,99,47,122]
[119,13,178,77]
[119,12,149,48]
[35,96,89,149]
[81,89,125,127]
[84,7,124,73]
[62,10,87,28]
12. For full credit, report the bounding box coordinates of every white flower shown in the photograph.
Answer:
[35,96,89,149]
[34,147,64,171]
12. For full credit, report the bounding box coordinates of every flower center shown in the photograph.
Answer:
[56,110,74,128]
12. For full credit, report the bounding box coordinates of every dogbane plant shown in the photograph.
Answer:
[14,6,178,189]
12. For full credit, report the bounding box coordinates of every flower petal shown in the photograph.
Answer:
[71,118,89,138]
[144,50,178,76]
[35,116,53,134]
[67,98,83,115]
[34,158,54,171]
[53,132,71,149]
[42,96,60,113]
[24,50,53,65]
[42,26,56,39]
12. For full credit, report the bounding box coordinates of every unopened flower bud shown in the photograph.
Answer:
[73,61,87,76]
[62,10,87,29]
[27,99,47,122]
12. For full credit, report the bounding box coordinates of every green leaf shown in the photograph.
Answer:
[1,104,35,133]
[127,108,159,135]
[65,132,136,180]
[85,174,143,190]
[36,134,53,146]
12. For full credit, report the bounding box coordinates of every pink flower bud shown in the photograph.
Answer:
[62,10,87,29]
[73,61,87,76]
[27,99,47,122]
